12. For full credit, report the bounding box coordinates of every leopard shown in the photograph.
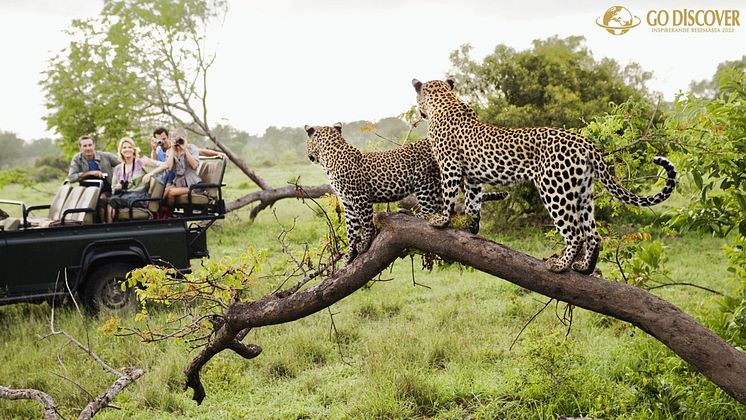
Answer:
[305,123,507,262]
[411,78,677,274]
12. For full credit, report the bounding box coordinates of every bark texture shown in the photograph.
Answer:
[225,183,334,216]
[185,212,746,405]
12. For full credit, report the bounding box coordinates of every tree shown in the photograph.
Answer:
[449,35,652,129]
[41,0,333,214]
[0,132,25,168]
[125,212,746,405]
[689,56,746,99]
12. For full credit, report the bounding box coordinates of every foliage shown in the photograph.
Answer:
[449,35,651,129]
[122,247,266,344]
[0,155,67,188]
[689,55,746,99]
[120,191,345,345]
[41,0,228,158]
[0,132,59,169]
[1,171,745,418]
[715,237,746,347]
[667,67,746,238]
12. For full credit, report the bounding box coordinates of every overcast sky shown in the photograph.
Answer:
[0,0,743,141]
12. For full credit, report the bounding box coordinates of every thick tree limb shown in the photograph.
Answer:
[0,386,57,420]
[184,212,746,405]
[225,184,335,215]
[78,368,145,420]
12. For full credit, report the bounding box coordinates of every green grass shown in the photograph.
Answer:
[0,164,744,419]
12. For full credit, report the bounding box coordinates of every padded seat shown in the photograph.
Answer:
[25,185,73,226]
[67,186,101,224]
[1,217,21,231]
[173,157,226,215]
[27,186,85,228]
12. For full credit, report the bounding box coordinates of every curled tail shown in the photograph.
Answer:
[592,152,677,207]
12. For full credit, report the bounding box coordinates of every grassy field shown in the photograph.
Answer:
[0,164,744,419]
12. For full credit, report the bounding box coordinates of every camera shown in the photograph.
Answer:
[156,139,163,146]
[120,180,129,190]
[175,138,185,146]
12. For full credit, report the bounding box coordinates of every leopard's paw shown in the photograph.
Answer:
[544,256,570,273]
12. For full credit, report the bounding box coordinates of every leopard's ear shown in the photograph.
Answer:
[445,77,455,90]
[333,122,343,133]
[412,78,423,93]
[304,125,315,137]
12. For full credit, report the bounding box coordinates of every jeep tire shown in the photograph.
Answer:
[84,262,138,313]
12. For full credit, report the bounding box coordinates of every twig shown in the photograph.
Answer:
[509,298,553,351]
[647,282,724,296]
[373,132,403,147]
[327,308,353,367]
[615,240,628,284]
[410,254,431,289]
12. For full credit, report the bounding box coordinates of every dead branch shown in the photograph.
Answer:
[0,386,58,420]
[181,212,746,405]
[225,183,335,216]
[78,367,145,420]
[1,290,145,419]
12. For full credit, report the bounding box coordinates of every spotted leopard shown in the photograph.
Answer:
[411,78,677,274]
[305,123,507,262]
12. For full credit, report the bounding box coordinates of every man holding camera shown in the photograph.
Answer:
[150,126,226,163]
[150,126,171,162]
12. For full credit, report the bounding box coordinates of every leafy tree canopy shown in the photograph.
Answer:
[449,35,652,128]
[41,0,227,158]
[689,55,746,99]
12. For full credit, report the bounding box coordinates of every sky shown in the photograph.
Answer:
[0,0,744,141]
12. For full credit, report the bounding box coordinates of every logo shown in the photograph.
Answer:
[596,6,642,35]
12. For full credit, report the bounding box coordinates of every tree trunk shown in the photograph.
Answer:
[186,212,746,405]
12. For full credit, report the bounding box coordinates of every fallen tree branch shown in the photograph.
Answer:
[225,183,334,216]
[78,367,145,420]
[1,289,145,418]
[184,212,746,405]
[0,386,57,420]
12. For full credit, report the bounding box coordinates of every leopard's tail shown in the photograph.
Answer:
[591,151,677,207]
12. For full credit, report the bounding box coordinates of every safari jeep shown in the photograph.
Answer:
[0,157,227,313]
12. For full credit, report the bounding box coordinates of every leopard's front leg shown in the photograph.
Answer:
[341,198,375,264]
[341,199,362,263]
[427,156,460,228]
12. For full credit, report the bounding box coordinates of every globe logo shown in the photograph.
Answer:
[596,6,641,35]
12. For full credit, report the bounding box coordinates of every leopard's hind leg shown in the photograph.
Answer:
[414,171,445,219]
[341,198,375,263]
[537,170,583,273]
[463,177,483,234]
[572,164,601,275]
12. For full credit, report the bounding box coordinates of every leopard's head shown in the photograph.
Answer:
[305,123,344,166]
[412,77,455,120]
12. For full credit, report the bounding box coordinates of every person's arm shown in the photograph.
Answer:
[164,147,175,170]
[67,155,102,182]
[198,148,226,159]
[150,138,159,160]
[67,156,83,182]
[141,157,168,185]
[111,164,123,193]
[185,144,199,170]
[140,156,163,169]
